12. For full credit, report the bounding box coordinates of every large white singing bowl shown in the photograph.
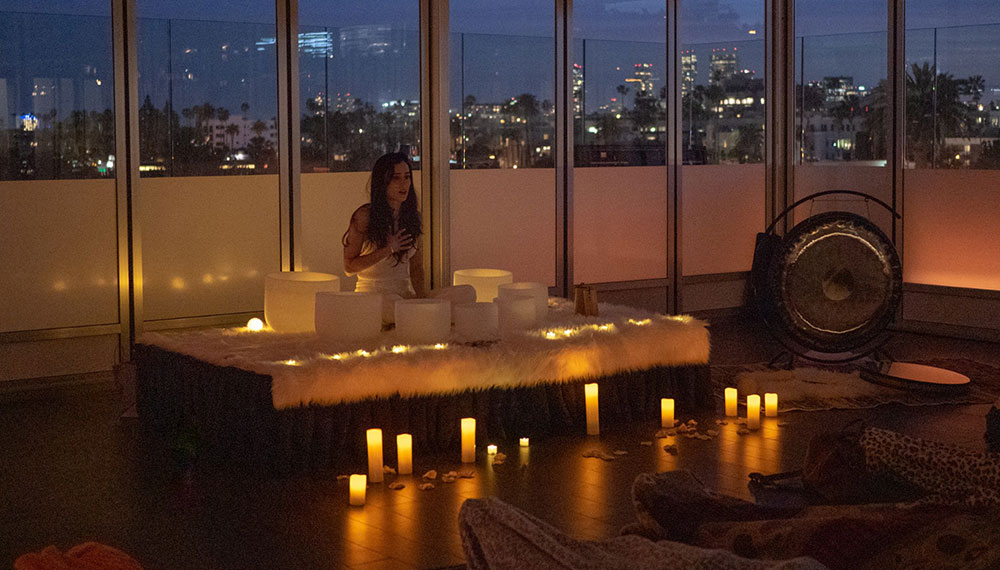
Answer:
[498,282,548,325]
[453,268,513,303]
[395,298,452,344]
[264,272,340,333]
[453,302,499,343]
[315,292,382,343]
[495,294,536,335]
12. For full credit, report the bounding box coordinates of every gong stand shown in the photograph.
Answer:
[751,190,902,368]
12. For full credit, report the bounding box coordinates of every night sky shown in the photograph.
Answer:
[5,0,1000,118]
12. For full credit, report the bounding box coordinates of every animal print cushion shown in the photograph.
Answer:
[859,426,1000,507]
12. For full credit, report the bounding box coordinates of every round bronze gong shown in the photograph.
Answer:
[765,211,902,354]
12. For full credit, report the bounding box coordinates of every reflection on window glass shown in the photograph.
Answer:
[0,5,114,180]
[906,1,1000,169]
[137,3,277,177]
[573,2,666,167]
[796,0,886,164]
[681,0,765,165]
[299,2,419,173]
[450,3,554,169]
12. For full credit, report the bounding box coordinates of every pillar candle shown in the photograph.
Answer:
[461,418,476,463]
[366,428,384,483]
[747,394,761,430]
[396,433,413,475]
[349,474,366,506]
[660,398,675,428]
[585,383,600,435]
[487,444,497,455]
[725,387,738,417]
[519,437,529,447]
[764,393,778,417]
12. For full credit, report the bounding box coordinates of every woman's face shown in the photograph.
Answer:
[385,162,411,207]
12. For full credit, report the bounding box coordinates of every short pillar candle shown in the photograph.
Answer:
[764,393,778,417]
[461,418,476,463]
[366,428,384,483]
[661,398,675,428]
[396,433,413,475]
[747,394,761,430]
[519,437,530,447]
[725,387,738,417]
[487,444,497,455]
[585,383,600,435]
[349,474,366,506]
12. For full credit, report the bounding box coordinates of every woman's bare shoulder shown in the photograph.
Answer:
[350,204,371,229]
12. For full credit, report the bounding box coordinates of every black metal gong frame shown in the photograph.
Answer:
[751,190,903,367]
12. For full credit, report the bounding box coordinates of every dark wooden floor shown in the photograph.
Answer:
[1,312,997,569]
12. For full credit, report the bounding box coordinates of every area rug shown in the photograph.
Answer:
[711,359,1000,412]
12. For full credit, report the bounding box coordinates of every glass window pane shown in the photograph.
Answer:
[298,1,420,286]
[137,1,281,320]
[906,1,1000,169]
[796,0,886,164]
[681,1,766,278]
[1,2,114,180]
[450,1,555,286]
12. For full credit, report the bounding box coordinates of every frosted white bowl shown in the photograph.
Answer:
[453,302,499,343]
[315,292,382,343]
[453,268,514,303]
[395,298,452,344]
[495,294,536,335]
[264,272,339,333]
[498,282,548,325]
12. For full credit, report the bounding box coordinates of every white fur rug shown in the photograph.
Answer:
[141,298,709,409]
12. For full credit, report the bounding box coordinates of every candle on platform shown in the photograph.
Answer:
[519,437,529,447]
[725,387,738,417]
[487,444,497,455]
[349,474,366,506]
[764,393,778,417]
[660,398,675,428]
[461,418,476,463]
[585,383,600,435]
[396,433,413,475]
[747,394,761,430]
[366,428,384,483]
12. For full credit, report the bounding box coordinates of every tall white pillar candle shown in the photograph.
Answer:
[725,387,738,417]
[661,398,675,428]
[396,433,413,475]
[366,428,384,483]
[764,393,778,417]
[461,418,476,463]
[585,383,600,435]
[747,394,761,431]
[349,474,366,506]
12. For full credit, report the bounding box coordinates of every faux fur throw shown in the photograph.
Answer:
[140,298,709,409]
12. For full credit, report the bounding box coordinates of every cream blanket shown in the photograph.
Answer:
[139,298,709,409]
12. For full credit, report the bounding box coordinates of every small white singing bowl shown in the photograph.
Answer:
[498,282,548,325]
[264,271,340,333]
[314,292,382,343]
[453,268,514,303]
[395,298,452,344]
[453,302,500,343]
[495,294,537,333]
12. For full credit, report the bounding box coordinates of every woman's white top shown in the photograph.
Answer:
[354,241,416,297]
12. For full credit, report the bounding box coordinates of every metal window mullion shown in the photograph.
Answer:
[276,0,301,271]
[765,0,795,234]
[421,0,450,290]
[555,0,573,298]
[890,0,904,247]
[666,0,681,314]
[112,0,141,360]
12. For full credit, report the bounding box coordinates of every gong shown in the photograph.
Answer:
[754,206,902,357]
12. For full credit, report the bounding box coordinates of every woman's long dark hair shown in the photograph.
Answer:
[365,152,422,265]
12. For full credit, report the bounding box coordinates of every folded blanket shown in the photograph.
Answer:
[459,496,827,570]
[15,542,143,570]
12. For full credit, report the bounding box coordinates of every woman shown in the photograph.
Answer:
[343,152,425,298]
